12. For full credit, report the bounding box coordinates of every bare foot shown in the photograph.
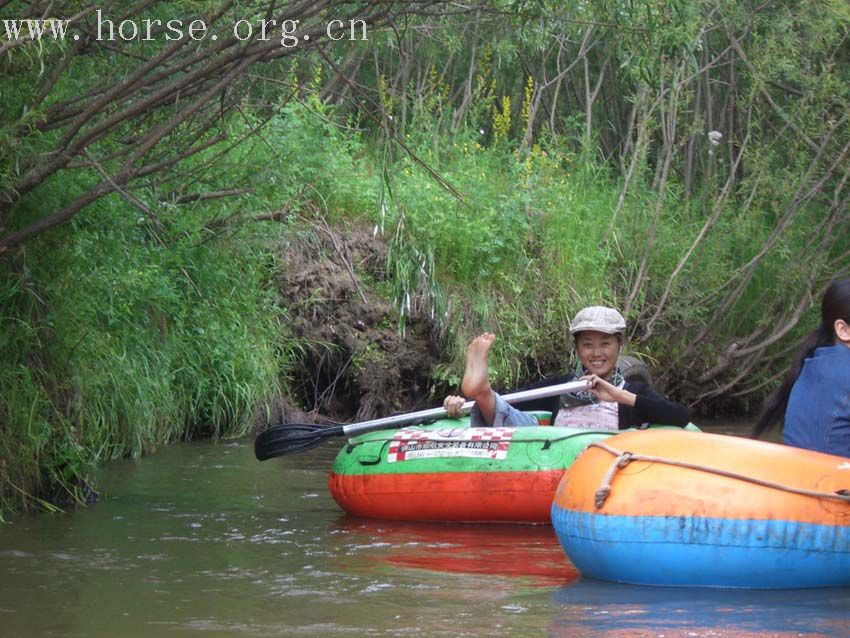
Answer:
[461,332,496,399]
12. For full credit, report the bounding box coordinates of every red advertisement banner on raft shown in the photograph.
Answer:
[387,427,516,462]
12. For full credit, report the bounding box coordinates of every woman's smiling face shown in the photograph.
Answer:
[575,330,621,379]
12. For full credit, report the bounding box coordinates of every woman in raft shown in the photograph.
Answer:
[444,306,691,429]
[752,278,850,456]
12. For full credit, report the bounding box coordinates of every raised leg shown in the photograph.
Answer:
[461,333,497,426]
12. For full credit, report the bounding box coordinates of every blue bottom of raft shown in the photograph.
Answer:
[552,508,850,588]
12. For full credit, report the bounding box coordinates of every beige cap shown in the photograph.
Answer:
[569,306,627,335]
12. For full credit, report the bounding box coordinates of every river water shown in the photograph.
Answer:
[1,421,848,637]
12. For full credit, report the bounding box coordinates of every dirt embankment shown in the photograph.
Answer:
[273,221,443,426]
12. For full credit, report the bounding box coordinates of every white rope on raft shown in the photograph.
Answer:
[587,442,850,509]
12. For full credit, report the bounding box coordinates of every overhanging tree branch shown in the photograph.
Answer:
[0,0,451,252]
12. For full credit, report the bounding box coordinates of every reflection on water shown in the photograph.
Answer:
[334,518,578,586]
[551,580,850,637]
[0,425,845,637]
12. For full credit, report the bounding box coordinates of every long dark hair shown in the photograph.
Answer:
[752,278,850,438]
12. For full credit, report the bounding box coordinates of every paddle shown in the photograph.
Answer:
[254,379,590,460]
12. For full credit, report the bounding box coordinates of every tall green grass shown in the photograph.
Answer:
[0,152,289,519]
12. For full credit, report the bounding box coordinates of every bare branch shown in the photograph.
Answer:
[170,189,249,205]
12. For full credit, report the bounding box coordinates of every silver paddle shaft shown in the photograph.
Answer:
[340,379,591,438]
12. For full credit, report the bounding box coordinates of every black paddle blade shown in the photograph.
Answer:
[254,424,345,460]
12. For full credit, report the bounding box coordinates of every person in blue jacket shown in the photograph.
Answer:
[753,278,850,456]
[443,306,690,429]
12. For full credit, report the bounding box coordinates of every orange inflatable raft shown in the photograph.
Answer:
[328,416,610,523]
[551,429,850,588]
